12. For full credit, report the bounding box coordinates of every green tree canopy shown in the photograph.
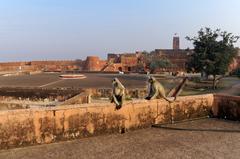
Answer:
[186,28,239,88]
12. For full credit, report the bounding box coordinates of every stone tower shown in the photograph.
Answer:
[84,56,101,71]
[173,36,180,50]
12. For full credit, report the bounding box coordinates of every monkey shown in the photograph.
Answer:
[111,78,125,110]
[145,76,175,102]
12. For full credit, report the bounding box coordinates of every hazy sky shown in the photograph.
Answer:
[0,0,240,61]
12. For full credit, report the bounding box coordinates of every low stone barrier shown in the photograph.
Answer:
[0,94,214,149]
[213,94,240,120]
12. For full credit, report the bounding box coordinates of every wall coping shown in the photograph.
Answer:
[0,94,214,115]
[214,93,240,99]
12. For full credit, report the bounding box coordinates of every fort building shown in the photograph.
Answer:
[0,37,239,73]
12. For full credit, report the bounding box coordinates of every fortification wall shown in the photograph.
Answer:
[213,94,240,120]
[0,94,214,149]
[84,56,107,71]
[0,60,83,72]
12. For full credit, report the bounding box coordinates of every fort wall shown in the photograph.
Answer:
[0,93,239,149]
[0,60,83,72]
[85,56,103,71]
[213,94,240,120]
[0,94,214,149]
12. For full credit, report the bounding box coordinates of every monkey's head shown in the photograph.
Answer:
[112,78,125,89]
[148,76,156,84]
[112,78,118,87]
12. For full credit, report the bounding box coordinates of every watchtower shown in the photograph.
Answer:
[173,35,180,50]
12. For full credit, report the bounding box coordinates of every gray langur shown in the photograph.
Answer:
[111,78,125,110]
[145,76,175,102]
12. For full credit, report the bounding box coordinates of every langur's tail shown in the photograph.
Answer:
[167,77,188,100]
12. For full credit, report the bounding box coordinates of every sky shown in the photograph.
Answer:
[0,0,240,62]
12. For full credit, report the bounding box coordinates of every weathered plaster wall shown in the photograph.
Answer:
[213,94,240,120]
[0,94,214,149]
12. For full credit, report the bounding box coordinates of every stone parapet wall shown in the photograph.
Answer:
[0,94,214,149]
[213,94,240,120]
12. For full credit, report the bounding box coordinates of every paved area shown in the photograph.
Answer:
[220,83,240,96]
[0,119,239,159]
[0,73,147,89]
[0,73,239,95]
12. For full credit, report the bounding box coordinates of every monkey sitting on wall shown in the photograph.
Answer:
[145,76,175,102]
[111,78,125,110]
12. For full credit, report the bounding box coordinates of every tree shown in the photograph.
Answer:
[186,28,239,89]
[150,58,173,73]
